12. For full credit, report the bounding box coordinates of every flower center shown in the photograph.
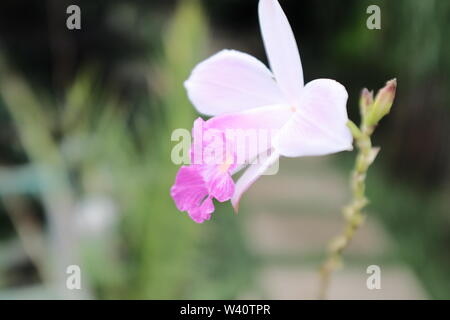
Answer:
[218,154,234,174]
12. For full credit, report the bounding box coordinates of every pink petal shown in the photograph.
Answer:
[170,166,208,212]
[204,167,235,202]
[191,118,230,166]
[274,79,353,157]
[258,0,304,105]
[184,50,285,116]
[231,150,280,212]
[206,104,292,131]
[188,197,214,223]
[171,166,218,223]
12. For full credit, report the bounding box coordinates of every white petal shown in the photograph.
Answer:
[258,0,304,105]
[185,49,285,116]
[274,79,353,157]
[231,150,280,212]
[206,104,291,131]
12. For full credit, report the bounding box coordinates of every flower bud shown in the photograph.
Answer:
[365,79,397,126]
[359,88,374,115]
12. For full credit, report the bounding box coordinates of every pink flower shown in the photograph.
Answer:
[171,118,236,223]
[171,0,353,223]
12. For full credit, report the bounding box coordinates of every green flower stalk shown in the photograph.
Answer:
[318,79,397,299]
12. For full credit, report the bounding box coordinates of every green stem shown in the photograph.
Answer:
[317,79,396,299]
[318,122,378,299]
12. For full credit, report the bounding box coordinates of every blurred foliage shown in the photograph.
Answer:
[368,166,450,299]
[0,0,254,299]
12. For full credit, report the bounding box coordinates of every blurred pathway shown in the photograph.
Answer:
[240,157,426,299]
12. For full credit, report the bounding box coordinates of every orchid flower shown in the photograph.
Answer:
[171,0,353,223]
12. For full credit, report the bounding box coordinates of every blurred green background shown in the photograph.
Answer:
[0,0,448,299]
